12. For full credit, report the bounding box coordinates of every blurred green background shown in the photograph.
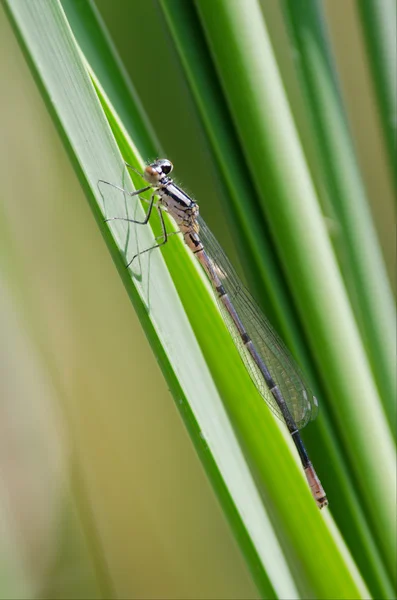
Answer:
[0,1,395,599]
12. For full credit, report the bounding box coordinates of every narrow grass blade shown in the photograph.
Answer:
[156,3,395,595]
[195,0,396,576]
[94,73,370,600]
[356,0,397,193]
[281,0,396,438]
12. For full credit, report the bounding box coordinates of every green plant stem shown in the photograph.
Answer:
[281,0,396,438]
[356,0,397,194]
[98,75,370,600]
[196,0,396,575]
[159,3,394,596]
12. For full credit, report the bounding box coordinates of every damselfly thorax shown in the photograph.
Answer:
[143,161,203,253]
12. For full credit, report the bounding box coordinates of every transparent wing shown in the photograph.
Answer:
[197,216,318,430]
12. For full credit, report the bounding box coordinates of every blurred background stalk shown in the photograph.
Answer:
[355,0,397,193]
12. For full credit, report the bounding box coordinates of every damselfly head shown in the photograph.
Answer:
[144,159,173,185]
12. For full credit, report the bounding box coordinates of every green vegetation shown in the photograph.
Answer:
[2,0,395,598]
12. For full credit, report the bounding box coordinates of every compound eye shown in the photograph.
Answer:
[160,160,173,175]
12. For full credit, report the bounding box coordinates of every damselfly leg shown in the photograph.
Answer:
[99,163,176,266]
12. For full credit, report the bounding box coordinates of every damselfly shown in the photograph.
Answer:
[100,159,328,509]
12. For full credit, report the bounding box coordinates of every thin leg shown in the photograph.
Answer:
[105,192,156,226]
[98,179,152,199]
[98,176,151,197]
[154,230,180,242]
[124,162,144,178]
[127,206,168,267]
